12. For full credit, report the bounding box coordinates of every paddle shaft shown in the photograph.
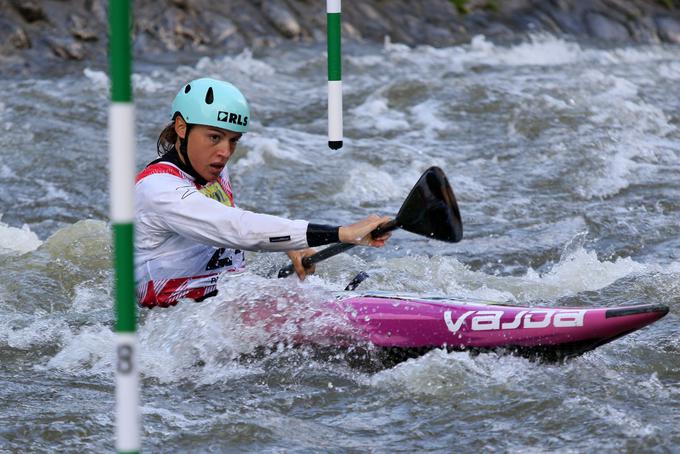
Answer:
[277,219,399,278]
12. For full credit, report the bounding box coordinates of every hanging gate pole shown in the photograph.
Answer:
[109,1,140,453]
[327,0,343,150]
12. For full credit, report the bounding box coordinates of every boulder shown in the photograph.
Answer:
[0,15,31,52]
[585,11,630,41]
[261,0,302,39]
[10,0,46,22]
[656,16,680,43]
[69,14,98,42]
[47,37,85,60]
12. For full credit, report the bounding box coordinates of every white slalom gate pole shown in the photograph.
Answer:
[109,1,140,453]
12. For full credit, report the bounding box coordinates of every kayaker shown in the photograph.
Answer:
[135,78,391,308]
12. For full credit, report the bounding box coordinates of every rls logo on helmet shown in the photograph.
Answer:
[217,111,248,127]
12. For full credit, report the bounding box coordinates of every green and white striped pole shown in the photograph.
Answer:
[327,0,343,150]
[109,1,140,453]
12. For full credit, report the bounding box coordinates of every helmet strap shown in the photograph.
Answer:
[176,124,207,186]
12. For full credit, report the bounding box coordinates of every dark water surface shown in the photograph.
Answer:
[1,35,679,452]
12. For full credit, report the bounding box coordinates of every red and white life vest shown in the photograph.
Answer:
[135,162,309,308]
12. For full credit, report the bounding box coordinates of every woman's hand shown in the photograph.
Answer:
[286,248,317,280]
[339,215,392,247]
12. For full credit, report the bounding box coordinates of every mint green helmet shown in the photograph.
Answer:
[171,78,250,133]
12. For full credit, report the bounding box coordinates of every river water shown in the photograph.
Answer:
[0,35,678,452]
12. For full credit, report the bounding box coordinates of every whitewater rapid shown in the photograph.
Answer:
[0,34,678,452]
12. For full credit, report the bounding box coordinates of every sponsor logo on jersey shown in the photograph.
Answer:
[443,309,586,333]
[269,235,291,243]
[199,182,233,207]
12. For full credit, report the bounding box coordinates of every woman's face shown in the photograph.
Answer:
[175,118,241,182]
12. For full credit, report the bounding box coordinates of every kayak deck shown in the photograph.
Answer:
[328,294,669,362]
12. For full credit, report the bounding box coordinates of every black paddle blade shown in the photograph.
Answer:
[395,166,463,242]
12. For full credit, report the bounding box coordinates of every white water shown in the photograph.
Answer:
[1,34,679,452]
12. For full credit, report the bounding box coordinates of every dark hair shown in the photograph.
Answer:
[157,121,177,156]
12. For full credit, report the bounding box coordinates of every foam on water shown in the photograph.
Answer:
[658,61,680,80]
[516,247,646,301]
[562,395,657,438]
[368,348,537,396]
[35,178,71,201]
[0,164,11,179]
[44,272,349,384]
[132,73,165,93]
[333,163,405,205]
[83,68,109,91]
[6,317,71,351]
[409,100,448,138]
[195,49,276,78]
[474,34,586,66]
[385,34,678,72]
[0,219,42,255]
[84,68,168,94]
[366,241,649,304]
[45,324,113,375]
[232,129,316,171]
[349,94,410,133]
[380,34,586,75]
[332,159,445,206]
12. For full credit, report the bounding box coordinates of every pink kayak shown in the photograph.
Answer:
[318,293,669,361]
[269,169,668,361]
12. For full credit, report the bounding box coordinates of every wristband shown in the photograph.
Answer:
[306,224,340,247]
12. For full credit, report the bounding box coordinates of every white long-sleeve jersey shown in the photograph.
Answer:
[135,161,309,307]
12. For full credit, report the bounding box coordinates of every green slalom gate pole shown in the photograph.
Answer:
[327,0,343,150]
[109,1,140,453]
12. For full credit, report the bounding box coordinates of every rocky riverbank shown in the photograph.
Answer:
[1,0,680,76]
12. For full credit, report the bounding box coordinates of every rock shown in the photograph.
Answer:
[9,26,30,49]
[226,1,281,45]
[585,11,630,41]
[171,0,189,10]
[656,16,680,43]
[155,8,200,51]
[10,0,46,22]
[196,12,247,52]
[0,15,31,52]
[261,0,302,39]
[47,37,85,60]
[70,14,98,42]
[481,22,515,41]
[602,0,643,21]
[421,0,459,25]
[2,0,680,76]
[383,12,421,45]
[175,14,211,47]
[532,10,564,34]
[511,12,553,33]
[424,25,456,46]
[348,3,392,41]
[201,13,238,43]
[544,9,587,35]
[628,14,660,43]
[342,22,362,41]
[549,0,572,11]
[87,0,108,24]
